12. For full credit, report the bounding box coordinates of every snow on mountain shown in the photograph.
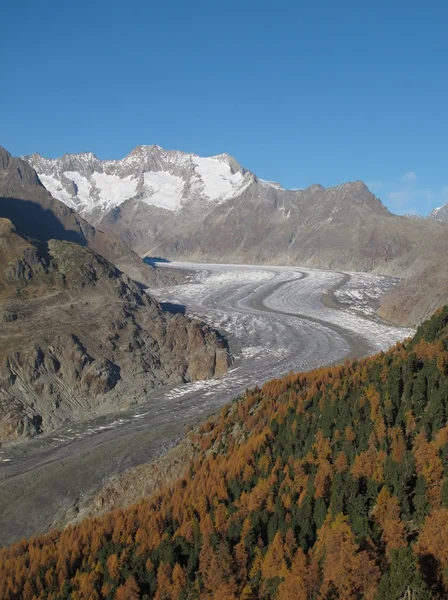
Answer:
[23,146,254,219]
[142,171,185,211]
[403,212,424,220]
[192,156,249,200]
[38,173,77,208]
[428,204,448,222]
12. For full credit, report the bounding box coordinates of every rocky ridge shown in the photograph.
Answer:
[24,146,445,273]
[24,145,253,221]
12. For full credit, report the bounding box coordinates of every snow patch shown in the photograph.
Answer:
[333,272,401,316]
[92,172,137,208]
[64,171,93,206]
[193,156,249,201]
[38,174,76,208]
[142,171,185,212]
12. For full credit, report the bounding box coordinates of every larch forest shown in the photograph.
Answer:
[1,307,448,600]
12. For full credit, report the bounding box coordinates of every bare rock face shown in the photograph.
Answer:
[0,219,230,446]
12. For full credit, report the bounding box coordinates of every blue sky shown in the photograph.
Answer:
[1,0,447,215]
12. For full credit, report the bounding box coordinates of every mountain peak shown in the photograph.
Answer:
[403,212,424,220]
[127,144,163,157]
[67,151,99,160]
[305,183,326,193]
[0,147,44,189]
[334,180,371,193]
[210,152,234,162]
[428,203,448,222]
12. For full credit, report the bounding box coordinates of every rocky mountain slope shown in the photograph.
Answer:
[0,218,229,445]
[428,203,448,222]
[24,146,445,273]
[24,145,253,222]
[379,228,448,326]
[23,145,448,325]
[0,149,231,445]
[0,147,175,287]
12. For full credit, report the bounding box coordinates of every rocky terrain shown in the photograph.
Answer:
[378,228,448,326]
[0,263,410,545]
[0,220,229,445]
[24,146,253,221]
[24,147,444,272]
[138,180,443,272]
[0,149,231,446]
[23,146,443,270]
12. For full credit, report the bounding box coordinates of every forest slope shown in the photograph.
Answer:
[1,308,448,598]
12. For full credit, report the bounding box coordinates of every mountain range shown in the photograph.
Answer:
[0,148,230,444]
[24,145,448,326]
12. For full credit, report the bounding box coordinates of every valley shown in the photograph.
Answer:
[3,7,447,596]
[0,262,412,546]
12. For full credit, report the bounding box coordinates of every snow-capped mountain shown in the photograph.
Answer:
[24,145,262,222]
[428,203,448,222]
[23,145,447,287]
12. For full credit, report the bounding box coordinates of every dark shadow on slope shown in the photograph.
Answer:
[134,280,152,292]
[159,302,186,315]
[144,257,172,267]
[0,197,86,245]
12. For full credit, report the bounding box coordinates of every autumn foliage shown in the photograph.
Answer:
[1,307,448,599]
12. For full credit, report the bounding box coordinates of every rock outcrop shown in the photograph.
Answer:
[428,203,448,222]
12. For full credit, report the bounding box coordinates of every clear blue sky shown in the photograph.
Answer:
[1,0,447,215]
